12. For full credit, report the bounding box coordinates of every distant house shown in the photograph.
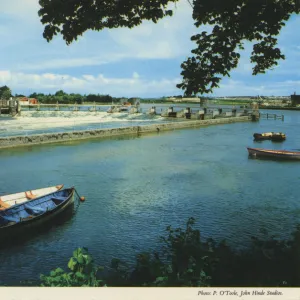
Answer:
[167,97,201,103]
[291,93,300,106]
[18,97,38,105]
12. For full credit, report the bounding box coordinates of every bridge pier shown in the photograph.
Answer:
[148,106,156,115]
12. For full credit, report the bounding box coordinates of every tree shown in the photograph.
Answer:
[55,90,66,97]
[38,0,300,95]
[29,92,38,98]
[0,85,12,99]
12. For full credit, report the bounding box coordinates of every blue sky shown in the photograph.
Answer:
[1,0,300,98]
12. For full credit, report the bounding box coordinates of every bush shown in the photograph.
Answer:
[40,248,105,287]
[40,218,300,287]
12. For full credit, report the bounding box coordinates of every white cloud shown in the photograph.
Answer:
[0,70,181,96]
[82,75,96,81]
[1,69,298,97]
[0,70,12,82]
[214,79,297,97]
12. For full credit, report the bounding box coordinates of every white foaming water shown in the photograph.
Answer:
[0,110,166,136]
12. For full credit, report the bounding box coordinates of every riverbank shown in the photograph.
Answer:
[0,116,250,149]
[259,106,300,110]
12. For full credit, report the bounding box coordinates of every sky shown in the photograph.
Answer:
[1,0,300,98]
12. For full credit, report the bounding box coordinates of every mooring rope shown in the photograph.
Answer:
[73,187,85,212]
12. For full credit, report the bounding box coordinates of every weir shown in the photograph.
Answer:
[16,103,263,121]
[0,99,21,117]
[0,116,251,149]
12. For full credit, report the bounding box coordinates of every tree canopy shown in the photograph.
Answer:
[0,85,12,100]
[38,0,300,95]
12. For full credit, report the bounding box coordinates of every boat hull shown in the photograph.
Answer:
[253,132,286,142]
[247,147,300,160]
[0,188,75,242]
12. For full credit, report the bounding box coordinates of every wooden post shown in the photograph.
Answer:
[275,114,277,119]
[282,115,284,122]
[267,113,268,119]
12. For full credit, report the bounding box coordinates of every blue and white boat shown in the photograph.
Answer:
[0,187,75,241]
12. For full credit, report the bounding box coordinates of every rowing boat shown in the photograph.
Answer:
[0,184,64,210]
[0,187,75,241]
[247,147,300,160]
[253,132,286,141]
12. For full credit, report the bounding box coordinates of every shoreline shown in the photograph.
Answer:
[258,106,300,111]
[0,116,250,149]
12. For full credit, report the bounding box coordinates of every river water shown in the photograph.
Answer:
[0,105,299,286]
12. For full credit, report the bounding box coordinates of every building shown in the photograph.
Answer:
[291,92,300,106]
[18,97,38,105]
[167,97,201,103]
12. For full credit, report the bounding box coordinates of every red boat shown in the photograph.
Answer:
[247,147,300,160]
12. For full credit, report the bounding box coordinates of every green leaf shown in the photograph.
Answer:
[75,272,87,280]
[68,257,77,271]
[155,276,167,282]
[76,254,85,264]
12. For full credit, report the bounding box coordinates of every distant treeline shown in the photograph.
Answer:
[20,90,123,104]
[12,89,143,104]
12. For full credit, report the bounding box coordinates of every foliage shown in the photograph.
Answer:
[177,0,299,95]
[40,247,105,287]
[26,90,118,104]
[38,0,300,95]
[55,90,67,97]
[39,217,300,287]
[154,217,214,286]
[86,94,113,103]
[38,0,177,45]
[0,85,12,99]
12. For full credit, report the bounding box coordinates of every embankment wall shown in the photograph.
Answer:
[0,116,250,149]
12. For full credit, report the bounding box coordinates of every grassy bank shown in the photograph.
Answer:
[211,100,252,105]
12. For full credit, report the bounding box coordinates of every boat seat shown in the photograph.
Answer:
[1,215,19,223]
[51,196,66,202]
[24,204,46,214]
[0,200,10,209]
[25,191,37,200]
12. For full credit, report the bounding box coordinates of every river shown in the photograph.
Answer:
[0,105,299,286]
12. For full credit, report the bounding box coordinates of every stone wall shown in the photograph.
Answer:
[0,116,250,149]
